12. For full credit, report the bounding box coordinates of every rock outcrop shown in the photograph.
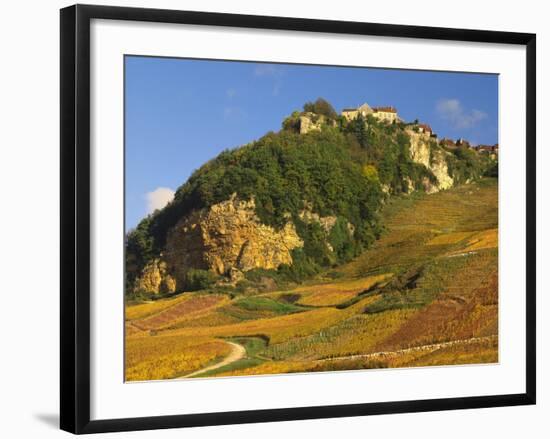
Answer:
[298,207,337,233]
[299,112,336,134]
[133,258,176,295]
[162,195,303,289]
[406,129,454,192]
[428,150,454,191]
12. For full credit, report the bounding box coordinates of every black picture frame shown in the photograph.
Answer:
[60,4,536,434]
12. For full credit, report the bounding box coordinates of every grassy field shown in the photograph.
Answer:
[125,178,498,381]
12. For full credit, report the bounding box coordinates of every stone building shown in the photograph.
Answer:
[456,138,471,148]
[341,102,399,124]
[440,138,456,148]
[341,108,359,121]
[371,106,398,123]
[341,103,373,121]
[476,144,499,154]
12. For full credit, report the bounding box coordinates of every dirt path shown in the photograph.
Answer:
[317,335,497,363]
[177,336,495,378]
[178,341,247,379]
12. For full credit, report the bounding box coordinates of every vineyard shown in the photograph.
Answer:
[125,179,498,381]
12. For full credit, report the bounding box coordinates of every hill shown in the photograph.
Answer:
[125,178,498,380]
[125,98,495,299]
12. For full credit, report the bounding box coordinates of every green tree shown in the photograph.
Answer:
[125,216,154,293]
[345,114,368,148]
[303,98,338,119]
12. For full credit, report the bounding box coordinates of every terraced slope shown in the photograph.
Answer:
[125,179,498,381]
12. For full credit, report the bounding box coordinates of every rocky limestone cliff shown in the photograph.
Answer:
[161,195,303,289]
[133,258,176,295]
[427,150,454,191]
[406,129,454,193]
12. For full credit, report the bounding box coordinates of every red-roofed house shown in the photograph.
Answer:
[440,138,456,148]
[476,144,499,154]
[418,124,433,135]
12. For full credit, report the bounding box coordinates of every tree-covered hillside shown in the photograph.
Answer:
[126,98,495,296]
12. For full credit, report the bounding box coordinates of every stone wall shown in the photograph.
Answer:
[299,112,337,134]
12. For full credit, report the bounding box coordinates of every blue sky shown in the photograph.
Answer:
[125,56,498,231]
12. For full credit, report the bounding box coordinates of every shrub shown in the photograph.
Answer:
[484,160,498,177]
[186,269,217,291]
[329,217,359,263]
[445,147,490,184]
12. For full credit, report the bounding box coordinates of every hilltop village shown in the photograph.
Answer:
[296,101,498,157]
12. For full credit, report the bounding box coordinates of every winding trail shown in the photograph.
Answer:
[178,341,247,379]
[316,335,497,363]
[176,336,496,379]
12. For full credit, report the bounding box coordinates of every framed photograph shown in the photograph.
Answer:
[60,4,536,434]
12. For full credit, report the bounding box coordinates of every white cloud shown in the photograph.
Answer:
[146,187,174,214]
[436,99,487,129]
[254,64,284,96]
[253,64,284,77]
